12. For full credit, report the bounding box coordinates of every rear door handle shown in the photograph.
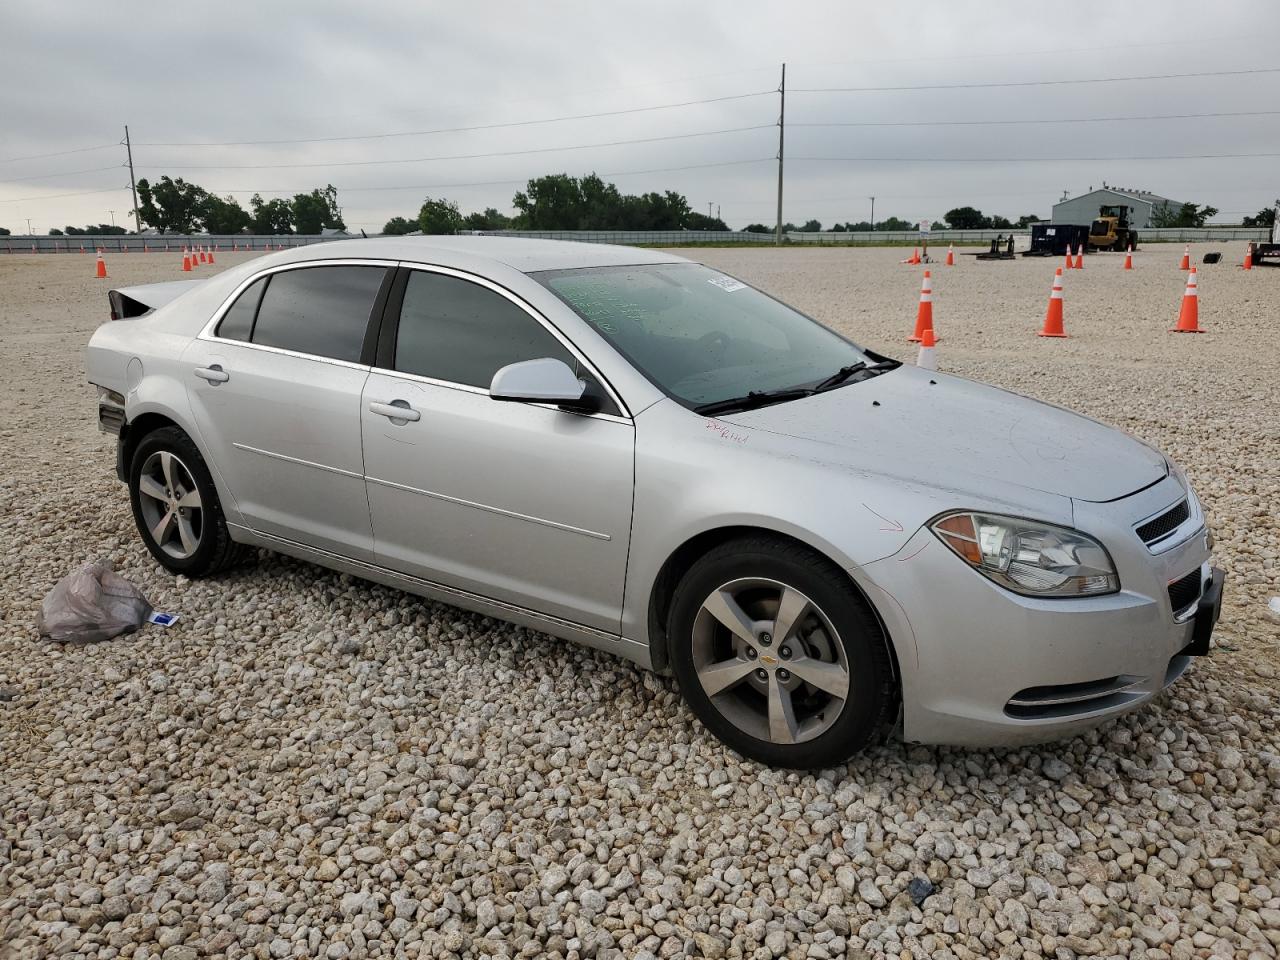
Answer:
[194,365,229,384]
[369,400,421,422]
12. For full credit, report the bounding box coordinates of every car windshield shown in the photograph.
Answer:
[534,262,870,408]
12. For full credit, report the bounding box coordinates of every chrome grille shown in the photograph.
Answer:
[1136,499,1189,547]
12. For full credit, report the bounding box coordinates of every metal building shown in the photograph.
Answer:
[1051,187,1183,229]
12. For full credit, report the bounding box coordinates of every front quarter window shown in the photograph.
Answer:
[534,263,869,408]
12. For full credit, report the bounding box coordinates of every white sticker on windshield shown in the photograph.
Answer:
[707,276,746,293]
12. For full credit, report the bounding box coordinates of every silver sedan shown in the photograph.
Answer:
[87,238,1222,768]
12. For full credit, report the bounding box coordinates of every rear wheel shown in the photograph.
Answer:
[129,426,246,576]
[668,536,894,768]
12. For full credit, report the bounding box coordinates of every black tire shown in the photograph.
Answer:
[128,426,246,577]
[668,535,895,768]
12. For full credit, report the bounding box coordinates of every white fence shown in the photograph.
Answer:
[0,234,342,254]
[3,226,1267,254]
[465,227,1270,245]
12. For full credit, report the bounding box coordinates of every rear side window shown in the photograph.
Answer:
[394,271,576,387]
[251,266,386,362]
[215,276,267,341]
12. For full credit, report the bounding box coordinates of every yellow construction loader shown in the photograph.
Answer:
[1088,205,1140,252]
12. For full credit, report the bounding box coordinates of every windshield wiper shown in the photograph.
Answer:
[694,388,813,416]
[812,359,899,393]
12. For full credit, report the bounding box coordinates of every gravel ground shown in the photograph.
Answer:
[1,246,1278,960]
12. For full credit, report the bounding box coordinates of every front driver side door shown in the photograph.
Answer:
[360,267,635,634]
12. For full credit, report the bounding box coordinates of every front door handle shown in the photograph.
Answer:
[369,399,421,422]
[194,365,229,384]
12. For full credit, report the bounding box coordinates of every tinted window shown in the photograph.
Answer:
[215,276,267,341]
[251,266,386,362]
[395,271,576,388]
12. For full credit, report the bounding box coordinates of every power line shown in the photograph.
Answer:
[205,157,777,196]
[790,108,1280,128]
[791,66,1280,93]
[143,125,773,172]
[0,143,118,165]
[791,151,1280,163]
[0,186,124,204]
[1,164,121,184]
[137,91,776,148]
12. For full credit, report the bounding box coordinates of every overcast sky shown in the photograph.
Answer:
[3,1,1278,233]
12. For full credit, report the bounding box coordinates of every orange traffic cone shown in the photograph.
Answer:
[1074,245,1084,270]
[945,244,954,266]
[907,247,919,265]
[1178,245,1190,270]
[208,247,216,264]
[1039,268,1066,337]
[1171,268,1202,333]
[95,252,107,279]
[1243,245,1253,270]
[916,325,937,370]
[1063,246,1073,270]
[909,270,934,342]
[198,247,207,264]
[182,251,192,272]
[1123,246,1133,270]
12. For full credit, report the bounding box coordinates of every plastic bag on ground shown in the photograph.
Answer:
[36,561,153,643]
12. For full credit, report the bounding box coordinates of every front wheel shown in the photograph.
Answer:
[129,426,246,576]
[668,536,895,768]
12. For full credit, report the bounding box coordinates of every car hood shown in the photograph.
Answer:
[717,365,1166,503]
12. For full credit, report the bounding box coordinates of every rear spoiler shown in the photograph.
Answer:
[108,279,204,320]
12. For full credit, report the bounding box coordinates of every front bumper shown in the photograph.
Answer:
[858,475,1221,747]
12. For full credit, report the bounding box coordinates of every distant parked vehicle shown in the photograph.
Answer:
[87,238,1222,767]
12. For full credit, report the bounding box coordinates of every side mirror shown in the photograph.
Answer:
[489,358,599,412]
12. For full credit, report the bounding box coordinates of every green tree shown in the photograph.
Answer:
[1242,202,1277,228]
[1150,202,1218,228]
[943,206,990,229]
[797,219,823,232]
[463,207,513,231]
[742,223,771,233]
[291,185,345,234]
[48,228,63,236]
[200,194,251,234]
[0,226,10,236]
[685,212,728,231]
[250,194,294,234]
[136,176,208,234]
[418,197,464,234]
[989,215,1013,230]
[513,173,591,229]
[1015,214,1041,228]
[381,216,417,235]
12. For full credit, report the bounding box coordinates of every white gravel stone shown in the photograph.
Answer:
[2,247,1278,958]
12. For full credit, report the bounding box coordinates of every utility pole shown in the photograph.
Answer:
[775,62,786,247]
[26,218,33,235]
[124,125,141,234]
[868,197,875,231]
[109,210,116,227]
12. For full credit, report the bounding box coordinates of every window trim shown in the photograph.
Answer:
[372,262,632,421]
[198,259,396,370]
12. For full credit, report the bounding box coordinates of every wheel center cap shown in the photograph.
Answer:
[759,654,778,666]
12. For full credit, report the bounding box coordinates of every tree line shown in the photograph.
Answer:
[128,177,347,234]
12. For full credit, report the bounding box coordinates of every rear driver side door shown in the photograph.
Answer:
[360,266,635,633]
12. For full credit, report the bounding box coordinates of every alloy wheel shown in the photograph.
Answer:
[691,577,850,745]
[136,450,204,560]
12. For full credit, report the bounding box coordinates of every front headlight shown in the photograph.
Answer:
[931,512,1119,597]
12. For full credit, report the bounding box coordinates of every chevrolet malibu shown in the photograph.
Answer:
[87,238,1223,768]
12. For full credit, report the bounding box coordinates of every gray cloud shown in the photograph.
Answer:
[2,0,1277,232]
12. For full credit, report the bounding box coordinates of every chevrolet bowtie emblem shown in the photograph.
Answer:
[760,655,778,665]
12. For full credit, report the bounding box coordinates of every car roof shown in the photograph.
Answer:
[280,235,693,274]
